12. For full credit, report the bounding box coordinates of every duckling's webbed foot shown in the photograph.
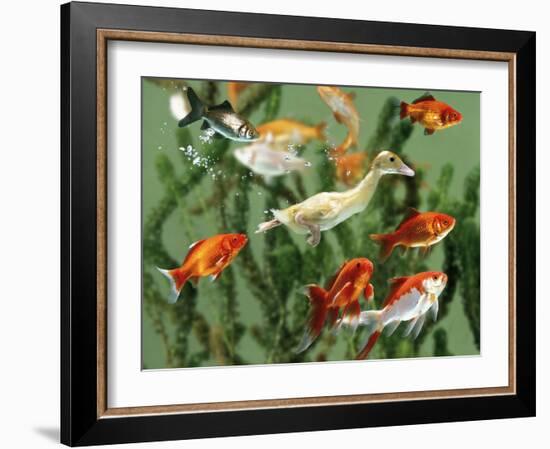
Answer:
[295,212,321,247]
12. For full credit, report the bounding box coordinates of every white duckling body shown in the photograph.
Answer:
[256,151,415,246]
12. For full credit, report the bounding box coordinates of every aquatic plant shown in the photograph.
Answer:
[142,80,480,367]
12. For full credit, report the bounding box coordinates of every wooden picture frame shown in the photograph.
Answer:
[61,1,535,446]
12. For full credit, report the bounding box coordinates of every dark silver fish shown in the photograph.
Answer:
[178,88,259,142]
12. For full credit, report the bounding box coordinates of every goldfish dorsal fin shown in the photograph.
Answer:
[396,207,421,229]
[189,239,205,250]
[382,276,410,307]
[412,92,436,104]
[325,260,348,290]
[388,276,409,287]
[183,239,206,263]
[209,100,234,113]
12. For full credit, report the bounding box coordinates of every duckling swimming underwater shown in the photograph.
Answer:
[255,151,415,246]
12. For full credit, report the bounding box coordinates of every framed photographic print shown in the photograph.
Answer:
[61,1,536,446]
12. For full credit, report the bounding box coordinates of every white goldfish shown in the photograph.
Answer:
[233,139,311,182]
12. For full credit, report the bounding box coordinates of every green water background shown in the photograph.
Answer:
[142,79,480,369]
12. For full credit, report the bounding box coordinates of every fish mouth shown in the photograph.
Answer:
[398,164,415,176]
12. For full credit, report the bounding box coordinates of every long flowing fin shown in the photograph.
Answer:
[411,314,426,340]
[356,310,383,359]
[384,320,400,337]
[156,267,188,304]
[430,299,439,322]
[178,87,205,128]
[402,316,419,337]
[295,285,329,353]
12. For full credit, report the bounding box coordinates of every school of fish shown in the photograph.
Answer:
[157,83,465,361]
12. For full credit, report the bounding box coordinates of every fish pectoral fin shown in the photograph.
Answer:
[402,317,419,337]
[215,254,230,267]
[332,282,354,307]
[210,271,222,282]
[411,314,427,340]
[424,128,435,136]
[430,298,439,322]
[385,320,401,337]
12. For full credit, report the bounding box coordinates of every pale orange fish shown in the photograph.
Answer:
[227,82,251,109]
[400,93,462,135]
[156,233,248,303]
[370,208,456,261]
[257,118,326,145]
[296,258,375,353]
[354,271,448,359]
[317,86,360,155]
[334,152,368,186]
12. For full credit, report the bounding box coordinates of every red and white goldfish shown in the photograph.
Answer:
[296,258,375,353]
[156,233,248,303]
[370,208,456,261]
[354,271,448,359]
[257,118,327,146]
[317,86,360,156]
[334,152,368,186]
[400,93,462,135]
[227,82,251,110]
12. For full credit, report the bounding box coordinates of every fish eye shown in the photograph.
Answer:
[433,275,438,280]
[389,156,395,162]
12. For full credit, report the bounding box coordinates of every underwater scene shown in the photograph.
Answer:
[142,78,480,369]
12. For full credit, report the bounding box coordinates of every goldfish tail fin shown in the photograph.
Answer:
[295,285,329,353]
[399,101,409,120]
[316,121,328,141]
[356,310,383,359]
[178,87,205,128]
[357,331,381,360]
[330,133,354,157]
[369,234,396,262]
[156,267,188,304]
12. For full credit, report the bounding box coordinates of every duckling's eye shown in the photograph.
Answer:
[389,157,395,162]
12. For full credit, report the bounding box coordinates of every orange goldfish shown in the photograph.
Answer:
[334,152,368,186]
[257,118,326,146]
[354,271,448,359]
[296,258,375,353]
[317,86,360,155]
[156,233,248,303]
[227,82,251,109]
[370,208,455,261]
[400,93,462,135]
